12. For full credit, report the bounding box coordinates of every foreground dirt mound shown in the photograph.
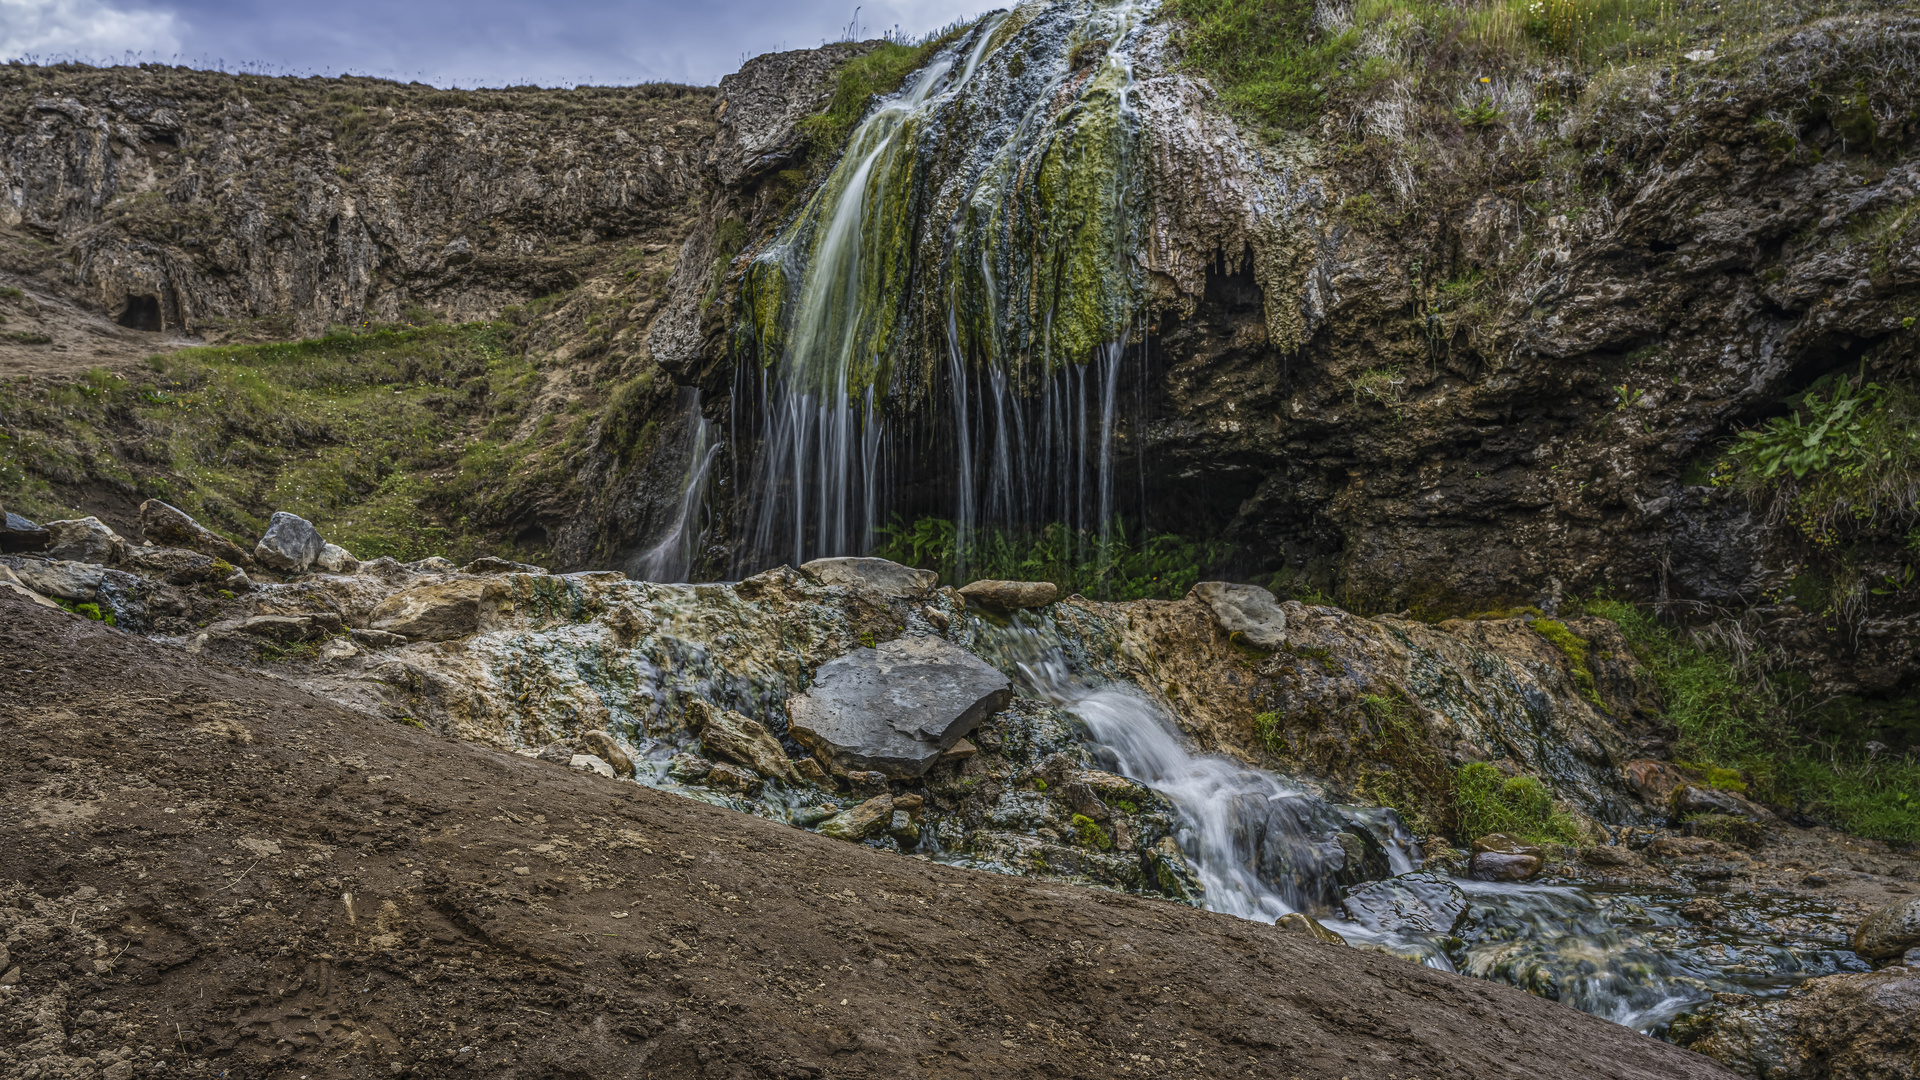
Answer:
[0,592,1732,1080]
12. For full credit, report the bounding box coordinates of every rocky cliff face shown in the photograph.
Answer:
[0,65,715,341]
[654,5,1920,713]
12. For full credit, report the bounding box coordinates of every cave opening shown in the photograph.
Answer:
[116,295,163,331]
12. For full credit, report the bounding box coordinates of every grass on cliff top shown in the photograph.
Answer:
[793,22,978,176]
[1586,596,1920,844]
[0,323,590,564]
[871,515,1231,601]
[1163,0,1894,135]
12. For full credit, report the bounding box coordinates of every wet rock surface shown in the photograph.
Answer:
[787,634,1013,778]
[1853,896,1920,964]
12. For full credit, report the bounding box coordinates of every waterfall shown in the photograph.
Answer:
[974,613,1419,921]
[734,1,1160,576]
[631,389,719,583]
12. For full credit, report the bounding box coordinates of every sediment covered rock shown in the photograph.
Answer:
[138,500,252,568]
[958,579,1060,613]
[801,557,938,599]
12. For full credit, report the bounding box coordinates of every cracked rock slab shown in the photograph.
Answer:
[787,635,1012,779]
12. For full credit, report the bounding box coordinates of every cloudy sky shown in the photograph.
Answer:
[0,0,1004,86]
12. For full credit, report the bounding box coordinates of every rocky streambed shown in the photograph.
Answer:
[3,500,1918,1077]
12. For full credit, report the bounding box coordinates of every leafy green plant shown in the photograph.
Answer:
[1453,761,1580,844]
[1723,370,1920,549]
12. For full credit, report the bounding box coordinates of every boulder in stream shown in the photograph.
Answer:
[1470,835,1545,881]
[1853,896,1920,964]
[1341,871,1469,934]
[787,634,1012,778]
[1274,912,1347,945]
[1189,581,1287,650]
[799,556,937,598]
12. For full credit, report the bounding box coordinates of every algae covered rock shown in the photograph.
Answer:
[367,577,508,641]
[958,579,1059,613]
[1189,581,1287,650]
[817,794,896,843]
[787,634,1012,778]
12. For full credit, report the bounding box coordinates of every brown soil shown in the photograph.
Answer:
[0,590,1736,1080]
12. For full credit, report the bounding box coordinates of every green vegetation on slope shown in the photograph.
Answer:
[1162,0,1892,136]
[872,515,1231,601]
[0,324,590,563]
[1721,368,1920,554]
[1587,597,1920,844]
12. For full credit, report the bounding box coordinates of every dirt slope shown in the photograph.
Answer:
[0,591,1735,1080]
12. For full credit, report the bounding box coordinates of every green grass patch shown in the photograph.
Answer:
[1588,596,1920,844]
[1453,761,1580,844]
[872,515,1231,601]
[0,322,607,565]
[796,23,975,174]
[1071,813,1113,850]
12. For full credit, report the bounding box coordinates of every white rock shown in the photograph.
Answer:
[569,753,617,779]
[315,543,361,574]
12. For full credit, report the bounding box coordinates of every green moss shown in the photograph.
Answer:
[1453,761,1580,845]
[1071,813,1113,850]
[58,600,116,626]
[1532,618,1601,706]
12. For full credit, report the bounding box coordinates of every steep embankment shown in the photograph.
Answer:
[0,589,1737,1080]
[0,66,741,567]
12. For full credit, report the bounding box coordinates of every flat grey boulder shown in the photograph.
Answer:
[42,517,123,565]
[788,635,1012,779]
[959,578,1059,612]
[799,556,937,599]
[1854,896,1920,963]
[9,558,105,601]
[1190,581,1287,650]
[0,510,50,554]
[254,511,325,573]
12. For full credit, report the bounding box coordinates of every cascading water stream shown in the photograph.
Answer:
[631,388,720,583]
[966,613,1869,1036]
